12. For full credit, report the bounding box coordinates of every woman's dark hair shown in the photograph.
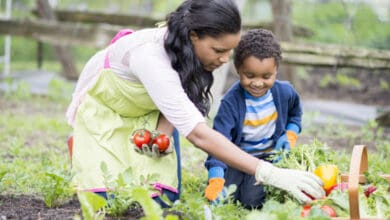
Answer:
[234,29,282,69]
[164,0,241,116]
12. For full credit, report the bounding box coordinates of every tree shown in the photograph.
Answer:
[270,0,295,84]
[36,0,78,80]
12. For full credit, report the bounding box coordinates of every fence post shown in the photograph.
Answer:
[0,0,11,76]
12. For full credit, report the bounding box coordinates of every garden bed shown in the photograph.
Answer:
[0,66,389,219]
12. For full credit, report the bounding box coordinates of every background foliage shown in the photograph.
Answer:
[1,0,389,67]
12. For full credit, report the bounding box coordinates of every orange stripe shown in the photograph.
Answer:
[243,111,278,127]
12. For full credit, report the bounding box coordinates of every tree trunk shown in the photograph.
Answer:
[270,0,295,84]
[36,0,78,80]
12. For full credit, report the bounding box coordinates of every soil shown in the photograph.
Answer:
[1,67,389,219]
[0,195,80,220]
[296,67,390,107]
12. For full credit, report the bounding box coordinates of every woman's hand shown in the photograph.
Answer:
[255,160,325,204]
[133,141,173,158]
[131,129,174,158]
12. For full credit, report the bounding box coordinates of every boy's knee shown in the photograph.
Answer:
[238,184,266,209]
[239,191,266,209]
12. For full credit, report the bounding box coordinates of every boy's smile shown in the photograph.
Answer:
[237,56,277,97]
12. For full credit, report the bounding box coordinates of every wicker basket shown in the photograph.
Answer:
[333,145,390,220]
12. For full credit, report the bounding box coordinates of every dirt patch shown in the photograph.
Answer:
[0,195,80,220]
[297,67,390,107]
[0,195,151,220]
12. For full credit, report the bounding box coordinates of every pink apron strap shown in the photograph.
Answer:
[104,29,134,69]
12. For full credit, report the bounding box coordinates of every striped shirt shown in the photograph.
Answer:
[240,90,277,157]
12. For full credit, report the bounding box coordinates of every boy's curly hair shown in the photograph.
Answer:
[234,29,282,69]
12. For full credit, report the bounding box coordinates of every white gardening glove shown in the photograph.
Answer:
[255,160,325,204]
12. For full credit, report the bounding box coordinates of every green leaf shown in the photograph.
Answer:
[77,191,107,220]
[131,187,163,220]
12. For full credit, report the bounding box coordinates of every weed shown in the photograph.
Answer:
[4,80,32,100]
[40,166,74,208]
[47,78,74,102]
[319,72,361,89]
[77,191,106,220]
[335,73,361,88]
[379,78,389,91]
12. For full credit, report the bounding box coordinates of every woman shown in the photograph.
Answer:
[66,0,324,207]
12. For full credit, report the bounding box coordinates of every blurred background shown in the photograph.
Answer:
[0,0,389,130]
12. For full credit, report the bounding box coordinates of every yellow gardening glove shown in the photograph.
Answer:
[205,178,225,201]
[286,130,298,149]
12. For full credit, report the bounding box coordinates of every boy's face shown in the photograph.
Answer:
[237,56,277,97]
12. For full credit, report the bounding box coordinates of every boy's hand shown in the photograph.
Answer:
[274,134,291,151]
[286,130,298,148]
[205,166,226,202]
[275,130,298,151]
[205,178,225,201]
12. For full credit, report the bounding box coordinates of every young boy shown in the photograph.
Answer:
[204,29,302,208]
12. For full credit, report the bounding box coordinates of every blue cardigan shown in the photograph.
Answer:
[205,80,302,171]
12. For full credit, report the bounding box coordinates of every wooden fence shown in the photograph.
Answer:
[1,17,389,70]
[0,8,389,124]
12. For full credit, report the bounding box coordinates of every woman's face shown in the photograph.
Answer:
[190,31,241,72]
[237,56,277,97]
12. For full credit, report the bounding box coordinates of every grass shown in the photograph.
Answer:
[0,76,389,219]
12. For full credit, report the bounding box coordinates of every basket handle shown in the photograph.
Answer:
[348,145,368,219]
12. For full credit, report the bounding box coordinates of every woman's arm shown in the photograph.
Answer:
[187,122,258,175]
[187,122,326,204]
[156,113,174,136]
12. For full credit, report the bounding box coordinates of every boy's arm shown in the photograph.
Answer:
[205,98,238,169]
[287,86,302,134]
[286,87,303,148]
[275,86,302,151]
[204,99,238,201]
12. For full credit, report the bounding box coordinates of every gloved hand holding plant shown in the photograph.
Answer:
[274,123,300,152]
[272,123,299,162]
[255,160,325,204]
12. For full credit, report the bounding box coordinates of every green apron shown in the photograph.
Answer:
[72,70,178,196]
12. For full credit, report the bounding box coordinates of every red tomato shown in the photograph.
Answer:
[67,135,73,159]
[301,205,337,218]
[153,134,170,152]
[132,129,152,149]
[301,205,311,217]
[320,205,337,217]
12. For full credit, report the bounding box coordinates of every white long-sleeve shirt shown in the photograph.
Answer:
[66,27,205,137]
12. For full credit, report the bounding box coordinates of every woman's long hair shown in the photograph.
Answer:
[164,0,241,116]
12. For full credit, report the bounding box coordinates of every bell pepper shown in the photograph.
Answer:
[314,164,339,195]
